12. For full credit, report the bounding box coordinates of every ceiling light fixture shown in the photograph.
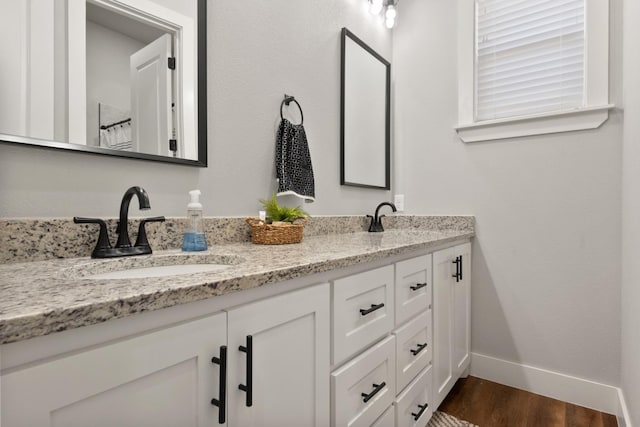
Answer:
[368,0,398,29]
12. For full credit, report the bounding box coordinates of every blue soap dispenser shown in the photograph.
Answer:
[182,189,208,251]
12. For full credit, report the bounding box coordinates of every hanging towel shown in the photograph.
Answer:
[275,118,315,202]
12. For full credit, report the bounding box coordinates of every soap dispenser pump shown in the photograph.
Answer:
[182,189,208,251]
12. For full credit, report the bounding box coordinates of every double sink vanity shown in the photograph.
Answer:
[0,215,473,427]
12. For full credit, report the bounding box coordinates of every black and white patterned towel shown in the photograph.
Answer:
[275,118,315,202]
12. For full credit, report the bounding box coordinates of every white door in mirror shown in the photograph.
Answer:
[130,33,173,157]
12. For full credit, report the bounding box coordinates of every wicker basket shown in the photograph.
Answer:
[246,217,308,245]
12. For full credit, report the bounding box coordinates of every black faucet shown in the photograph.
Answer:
[116,186,151,248]
[367,202,397,232]
[74,186,165,258]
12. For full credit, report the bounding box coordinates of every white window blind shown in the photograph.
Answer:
[475,0,585,121]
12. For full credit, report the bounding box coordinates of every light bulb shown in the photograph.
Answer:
[385,16,396,29]
[369,0,383,15]
[385,4,397,20]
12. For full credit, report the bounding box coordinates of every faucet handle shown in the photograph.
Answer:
[74,217,112,258]
[135,216,166,249]
[366,215,382,232]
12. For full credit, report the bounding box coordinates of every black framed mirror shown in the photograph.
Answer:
[340,27,390,189]
[0,0,207,167]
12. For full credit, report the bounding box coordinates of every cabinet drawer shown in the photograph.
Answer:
[393,310,432,394]
[394,365,433,427]
[372,406,395,427]
[395,255,431,326]
[331,336,396,427]
[333,265,395,364]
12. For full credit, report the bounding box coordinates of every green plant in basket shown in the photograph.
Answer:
[260,193,309,224]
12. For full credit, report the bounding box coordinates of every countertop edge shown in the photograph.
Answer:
[0,230,473,345]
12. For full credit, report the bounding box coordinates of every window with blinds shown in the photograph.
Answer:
[475,0,586,121]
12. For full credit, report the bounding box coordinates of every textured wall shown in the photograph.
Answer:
[393,0,622,386]
[622,0,640,422]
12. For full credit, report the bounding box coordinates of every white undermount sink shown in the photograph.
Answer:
[62,253,243,280]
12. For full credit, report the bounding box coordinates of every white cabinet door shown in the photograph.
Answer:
[1,312,227,427]
[432,242,471,409]
[452,243,471,376]
[226,283,330,427]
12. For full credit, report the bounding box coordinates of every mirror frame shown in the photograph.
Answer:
[340,27,390,190]
[0,0,207,167]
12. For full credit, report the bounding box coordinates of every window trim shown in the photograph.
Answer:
[456,0,611,142]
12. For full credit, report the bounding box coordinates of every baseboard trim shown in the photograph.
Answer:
[470,352,620,416]
[617,387,632,427]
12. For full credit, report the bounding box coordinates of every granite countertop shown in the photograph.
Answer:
[0,228,473,345]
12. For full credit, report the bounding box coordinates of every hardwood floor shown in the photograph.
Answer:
[438,376,618,427]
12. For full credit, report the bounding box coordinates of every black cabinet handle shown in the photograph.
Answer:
[459,255,463,280]
[410,342,428,356]
[410,282,427,291]
[360,303,385,316]
[211,345,227,424]
[452,256,461,282]
[361,382,386,403]
[411,403,429,421]
[238,335,253,407]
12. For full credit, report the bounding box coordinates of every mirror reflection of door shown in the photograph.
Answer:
[0,0,200,163]
[86,2,175,156]
[130,33,174,157]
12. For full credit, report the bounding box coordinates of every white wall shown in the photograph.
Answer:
[86,21,145,147]
[0,1,61,141]
[0,2,28,137]
[621,0,640,423]
[0,0,392,218]
[394,0,622,387]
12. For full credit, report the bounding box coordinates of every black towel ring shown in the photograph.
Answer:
[280,94,304,125]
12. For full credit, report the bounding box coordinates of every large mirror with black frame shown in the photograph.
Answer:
[340,27,390,189]
[0,0,207,166]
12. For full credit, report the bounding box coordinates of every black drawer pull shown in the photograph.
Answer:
[410,342,428,356]
[211,345,227,424]
[412,403,429,421]
[452,256,461,282]
[360,303,385,316]
[410,282,427,291]
[238,335,253,407]
[361,382,386,403]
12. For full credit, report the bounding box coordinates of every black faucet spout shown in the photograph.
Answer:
[116,186,150,248]
[369,202,397,232]
[374,202,397,224]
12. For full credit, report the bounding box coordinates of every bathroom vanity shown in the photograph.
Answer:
[0,218,473,427]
